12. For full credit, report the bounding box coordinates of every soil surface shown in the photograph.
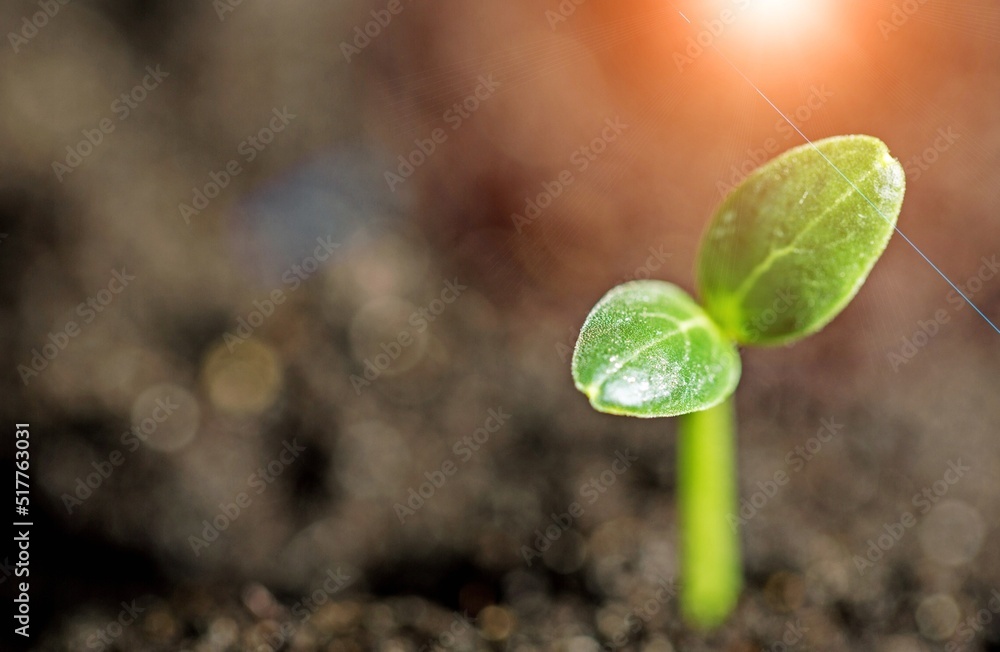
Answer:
[2,1,999,651]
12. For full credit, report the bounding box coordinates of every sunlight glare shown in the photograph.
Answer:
[740,0,829,42]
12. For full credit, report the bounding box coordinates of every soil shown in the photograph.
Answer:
[2,1,999,650]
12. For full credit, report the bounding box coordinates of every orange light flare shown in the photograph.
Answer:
[668,0,845,82]
[742,0,829,37]
[724,0,841,55]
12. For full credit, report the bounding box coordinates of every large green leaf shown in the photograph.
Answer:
[698,135,905,345]
[572,280,741,418]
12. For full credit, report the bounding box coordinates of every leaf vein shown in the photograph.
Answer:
[590,314,707,394]
[728,166,880,306]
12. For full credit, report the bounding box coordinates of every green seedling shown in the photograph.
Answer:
[571,135,905,628]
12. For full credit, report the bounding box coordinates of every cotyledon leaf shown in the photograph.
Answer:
[572,280,741,418]
[697,135,905,345]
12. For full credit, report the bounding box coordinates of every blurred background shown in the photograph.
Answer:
[1,0,999,649]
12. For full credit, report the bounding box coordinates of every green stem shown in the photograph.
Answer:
[677,393,741,628]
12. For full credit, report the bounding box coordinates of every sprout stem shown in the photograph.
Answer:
[677,393,741,628]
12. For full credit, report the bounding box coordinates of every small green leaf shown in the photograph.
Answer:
[572,280,741,418]
[698,135,905,345]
